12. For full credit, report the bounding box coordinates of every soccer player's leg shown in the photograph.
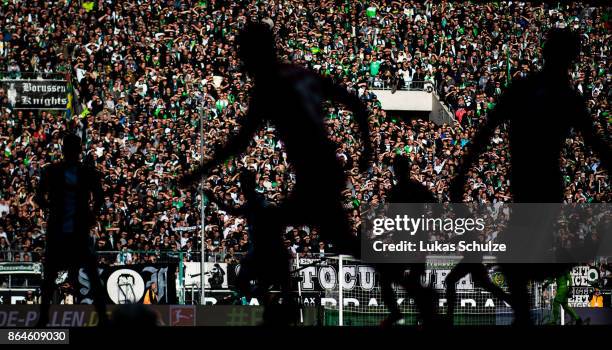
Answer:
[256,207,298,325]
[504,267,532,325]
[401,263,440,326]
[37,263,59,328]
[377,264,405,327]
[550,296,563,325]
[444,263,470,324]
[561,301,582,325]
[317,202,360,258]
[82,253,109,326]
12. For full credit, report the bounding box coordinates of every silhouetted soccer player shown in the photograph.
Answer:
[35,133,108,327]
[444,230,512,325]
[202,171,282,292]
[450,28,611,325]
[202,170,293,323]
[179,22,373,323]
[379,155,440,326]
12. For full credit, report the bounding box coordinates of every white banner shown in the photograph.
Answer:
[184,262,228,289]
[569,265,600,307]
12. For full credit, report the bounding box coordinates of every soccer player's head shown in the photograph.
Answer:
[393,155,411,180]
[62,133,82,162]
[239,169,257,196]
[237,21,277,77]
[543,28,581,71]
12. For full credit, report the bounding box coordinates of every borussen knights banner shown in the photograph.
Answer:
[2,79,68,110]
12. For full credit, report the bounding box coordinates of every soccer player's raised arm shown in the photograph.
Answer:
[323,77,372,172]
[573,97,611,171]
[203,188,246,216]
[449,94,509,202]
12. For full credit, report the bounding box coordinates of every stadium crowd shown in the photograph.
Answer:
[0,1,609,265]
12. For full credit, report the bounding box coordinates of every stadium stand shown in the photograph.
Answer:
[0,1,609,265]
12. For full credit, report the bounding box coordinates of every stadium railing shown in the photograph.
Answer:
[369,79,435,92]
[0,71,69,80]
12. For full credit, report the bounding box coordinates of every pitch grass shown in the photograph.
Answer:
[323,310,552,326]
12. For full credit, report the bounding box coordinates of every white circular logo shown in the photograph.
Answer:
[588,268,599,282]
[106,269,145,304]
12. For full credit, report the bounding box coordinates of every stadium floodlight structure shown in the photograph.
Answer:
[198,100,206,305]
